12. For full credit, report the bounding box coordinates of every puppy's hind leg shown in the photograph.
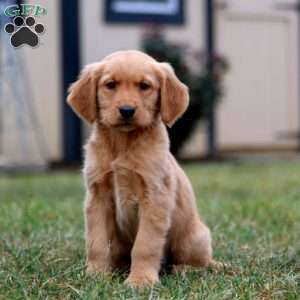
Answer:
[171,219,215,270]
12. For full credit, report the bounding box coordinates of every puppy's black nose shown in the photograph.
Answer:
[119,105,135,119]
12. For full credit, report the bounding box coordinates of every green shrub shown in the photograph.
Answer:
[143,29,228,156]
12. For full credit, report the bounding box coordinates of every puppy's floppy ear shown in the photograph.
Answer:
[158,63,189,127]
[67,63,103,124]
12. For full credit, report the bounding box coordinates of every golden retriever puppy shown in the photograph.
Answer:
[67,50,217,288]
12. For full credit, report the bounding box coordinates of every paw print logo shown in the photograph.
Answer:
[4,16,45,48]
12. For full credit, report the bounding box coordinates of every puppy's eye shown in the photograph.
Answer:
[105,81,117,90]
[139,81,151,91]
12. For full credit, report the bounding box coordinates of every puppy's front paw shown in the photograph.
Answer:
[209,260,228,270]
[86,261,111,276]
[125,271,159,288]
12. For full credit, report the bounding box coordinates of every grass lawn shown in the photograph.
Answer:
[1,161,300,299]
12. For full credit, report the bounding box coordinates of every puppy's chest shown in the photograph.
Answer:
[112,169,144,241]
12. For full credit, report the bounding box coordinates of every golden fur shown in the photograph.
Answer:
[67,50,217,288]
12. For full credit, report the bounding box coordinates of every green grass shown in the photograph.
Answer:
[1,161,300,299]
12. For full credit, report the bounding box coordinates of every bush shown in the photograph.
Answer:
[142,29,228,156]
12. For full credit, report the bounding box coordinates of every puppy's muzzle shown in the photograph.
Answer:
[119,105,136,120]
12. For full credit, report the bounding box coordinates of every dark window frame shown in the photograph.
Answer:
[105,0,184,24]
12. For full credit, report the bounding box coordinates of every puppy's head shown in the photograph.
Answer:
[67,50,189,130]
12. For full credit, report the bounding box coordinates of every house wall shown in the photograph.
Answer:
[2,0,297,165]
[1,0,62,165]
[216,0,299,151]
[80,0,208,156]
[0,0,207,165]
[80,1,205,64]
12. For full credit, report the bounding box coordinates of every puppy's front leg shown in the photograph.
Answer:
[125,194,171,288]
[85,184,113,274]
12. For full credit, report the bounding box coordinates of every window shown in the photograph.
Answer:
[105,0,184,24]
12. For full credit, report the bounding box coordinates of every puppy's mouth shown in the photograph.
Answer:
[114,121,136,131]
